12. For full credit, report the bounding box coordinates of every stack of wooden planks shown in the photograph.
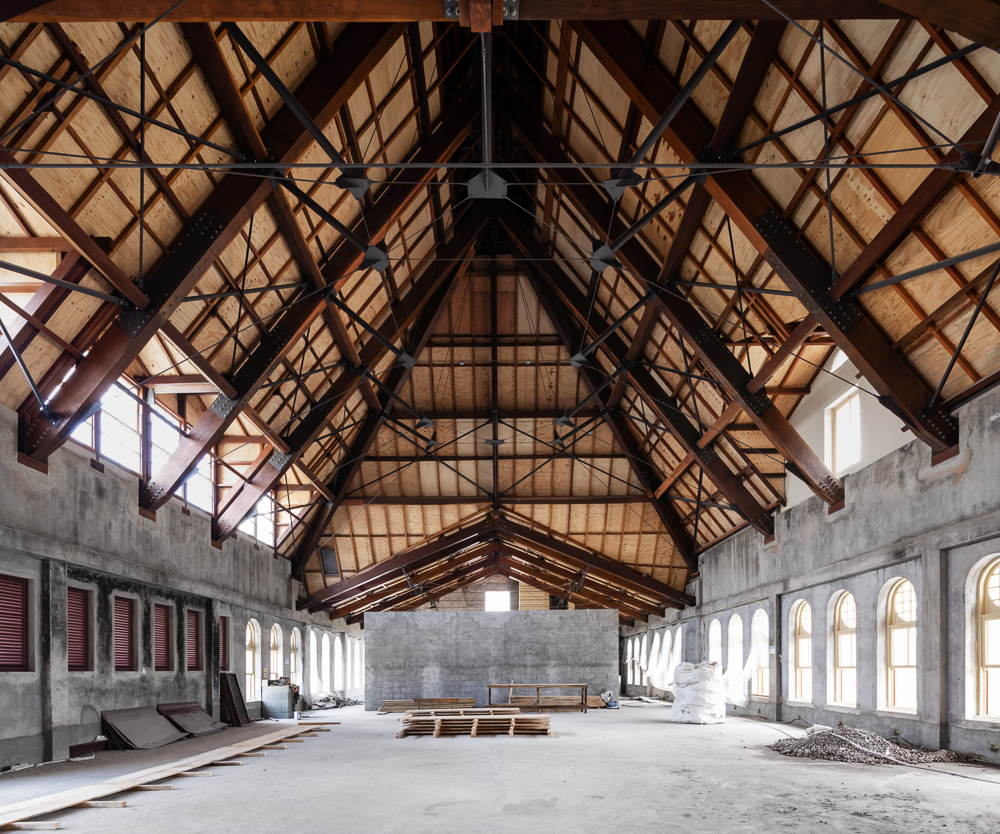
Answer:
[379,698,475,713]
[397,713,551,738]
[403,707,521,717]
[510,695,606,710]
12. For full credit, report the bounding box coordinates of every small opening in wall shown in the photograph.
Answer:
[485,591,510,611]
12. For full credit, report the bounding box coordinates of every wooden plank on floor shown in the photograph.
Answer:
[76,800,126,808]
[0,726,311,826]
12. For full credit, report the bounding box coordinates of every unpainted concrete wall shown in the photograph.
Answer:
[365,609,618,709]
[0,405,362,768]
[621,385,1000,761]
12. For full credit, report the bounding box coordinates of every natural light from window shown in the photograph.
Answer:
[830,392,861,474]
[831,348,848,371]
[484,591,510,611]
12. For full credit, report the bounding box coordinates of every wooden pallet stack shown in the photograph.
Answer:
[510,695,606,710]
[397,712,551,738]
[404,707,521,717]
[379,698,476,713]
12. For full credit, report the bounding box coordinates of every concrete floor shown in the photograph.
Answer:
[3,704,999,832]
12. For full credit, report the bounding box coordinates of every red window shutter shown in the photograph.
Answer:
[154,604,169,671]
[219,616,228,671]
[186,610,200,671]
[67,588,88,671]
[0,574,28,672]
[114,597,134,671]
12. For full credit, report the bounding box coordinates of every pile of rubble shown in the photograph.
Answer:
[308,693,362,710]
[770,726,971,765]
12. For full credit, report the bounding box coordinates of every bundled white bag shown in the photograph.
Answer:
[670,661,726,724]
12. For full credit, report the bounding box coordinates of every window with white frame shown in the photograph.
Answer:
[727,615,743,678]
[625,638,633,685]
[829,392,861,474]
[887,579,917,711]
[239,494,276,546]
[793,602,812,702]
[321,633,331,691]
[979,560,1000,716]
[708,619,722,665]
[640,634,648,685]
[751,609,769,697]
[835,593,858,706]
[334,635,344,691]
[99,385,142,474]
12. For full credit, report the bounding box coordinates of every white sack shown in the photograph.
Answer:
[670,661,726,724]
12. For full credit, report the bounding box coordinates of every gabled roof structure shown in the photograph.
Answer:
[0,2,998,618]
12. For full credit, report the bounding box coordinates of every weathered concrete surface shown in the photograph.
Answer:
[0,405,362,768]
[7,705,1000,834]
[365,610,617,709]
[622,383,1000,761]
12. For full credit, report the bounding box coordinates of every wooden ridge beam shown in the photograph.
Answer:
[141,95,479,513]
[570,20,965,452]
[19,22,405,463]
[11,1,909,22]
[340,494,654,505]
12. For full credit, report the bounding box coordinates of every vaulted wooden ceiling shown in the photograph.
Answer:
[0,1,998,620]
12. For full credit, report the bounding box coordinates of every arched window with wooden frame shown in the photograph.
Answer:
[834,593,857,706]
[640,634,648,685]
[978,559,1000,716]
[793,602,812,702]
[321,633,331,692]
[887,579,917,711]
[727,615,743,678]
[625,638,633,685]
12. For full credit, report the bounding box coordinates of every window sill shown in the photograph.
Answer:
[964,715,1000,725]
[876,707,918,716]
[750,695,770,702]
[786,698,814,706]
[826,703,860,714]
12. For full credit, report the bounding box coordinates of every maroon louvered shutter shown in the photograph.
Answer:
[113,597,134,671]
[0,574,29,671]
[154,604,169,671]
[186,610,200,671]
[219,616,228,671]
[67,587,88,671]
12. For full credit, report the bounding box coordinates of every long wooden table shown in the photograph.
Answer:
[487,683,589,713]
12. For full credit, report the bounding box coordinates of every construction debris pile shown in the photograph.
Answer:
[770,726,972,765]
[308,693,361,710]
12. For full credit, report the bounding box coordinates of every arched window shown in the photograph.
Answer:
[979,561,1000,716]
[355,640,362,688]
[751,609,769,697]
[269,624,282,681]
[728,615,743,677]
[309,630,319,691]
[625,638,633,685]
[887,579,917,710]
[321,633,331,692]
[334,635,345,691]
[650,632,661,686]
[358,642,365,688]
[640,634,648,685]
[345,640,353,690]
[834,593,857,706]
[289,628,301,687]
[658,630,671,683]
[245,619,260,699]
[708,619,722,665]
[793,602,812,701]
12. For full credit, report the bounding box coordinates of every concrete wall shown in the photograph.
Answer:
[0,405,362,769]
[365,609,618,709]
[621,384,1000,762]
[784,351,909,508]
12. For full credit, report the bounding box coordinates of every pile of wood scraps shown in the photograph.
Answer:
[379,698,475,713]
[397,712,551,738]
